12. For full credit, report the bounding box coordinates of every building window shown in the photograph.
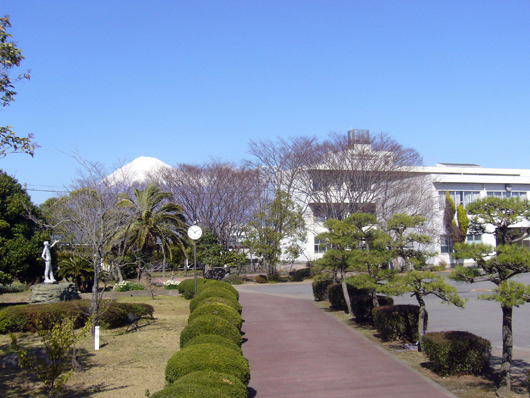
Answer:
[466,234,482,244]
[314,215,326,223]
[440,235,452,253]
[487,191,527,200]
[314,238,328,254]
[439,191,481,208]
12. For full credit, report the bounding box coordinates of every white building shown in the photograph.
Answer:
[303,158,530,266]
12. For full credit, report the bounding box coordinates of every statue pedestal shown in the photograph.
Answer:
[30,282,80,304]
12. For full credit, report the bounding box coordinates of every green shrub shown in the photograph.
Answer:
[312,277,333,301]
[327,284,370,310]
[421,331,491,376]
[189,289,240,314]
[151,383,230,398]
[190,296,242,315]
[373,305,427,342]
[112,281,145,292]
[182,334,242,353]
[224,274,243,285]
[350,295,394,322]
[0,282,29,293]
[254,275,267,284]
[172,371,248,398]
[197,280,239,300]
[165,343,250,385]
[0,300,154,333]
[116,302,154,318]
[176,278,195,294]
[289,268,310,282]
[188,303,242,330]
[180,315,243,348]
[182,279,210,299]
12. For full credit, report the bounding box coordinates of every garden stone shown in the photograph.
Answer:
[29,282,80,304]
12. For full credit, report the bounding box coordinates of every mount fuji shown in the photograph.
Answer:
[104,156,174,185]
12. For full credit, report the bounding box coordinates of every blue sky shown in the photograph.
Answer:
[2,0,530,204]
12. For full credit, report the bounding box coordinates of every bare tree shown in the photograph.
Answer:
[158,159,260,251]
[247,135,322,205]
[298,131,436,224]
[41,154,132,333]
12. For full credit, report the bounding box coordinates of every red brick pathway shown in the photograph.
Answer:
[239,291,457,398]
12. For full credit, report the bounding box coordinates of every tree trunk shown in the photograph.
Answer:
[498,304,513,394]
[417,295,426,351]
[90,260,100,335]
[116,265,123,283]
[162,246,167,278]
[370,289,379,310]
[342,281,353,315]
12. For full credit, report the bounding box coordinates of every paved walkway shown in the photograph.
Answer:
[239,289,457,398]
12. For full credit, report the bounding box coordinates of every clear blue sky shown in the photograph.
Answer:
[2,0,530,204]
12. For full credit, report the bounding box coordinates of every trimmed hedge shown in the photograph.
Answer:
[151,383,230,398]
[189,289,241,314]
[188,302,242,330]
[165,343,251,385]
[0,300,154,333]
[182,334,242,353]
[172,371,248,398]
[180,315,243,348]
[182,279,210,300]
[421,331,491,376]
[176,278,195,293]
[254,275,267,284]
[327,283,370,310]
[373,305,427,342]
[191,296,242,315]
[350,295,394,322]
[312,278,333,301]
[197,280,239,300]
[290,267,311,282]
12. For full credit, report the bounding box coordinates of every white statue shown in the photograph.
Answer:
[41,240,59,283]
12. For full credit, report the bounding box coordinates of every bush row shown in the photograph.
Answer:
[152,279,249,398]
[0,300,154,333]
[318,278,491,377]
[289,267,311,282]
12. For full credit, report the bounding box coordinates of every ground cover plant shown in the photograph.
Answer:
[0,294,189,397]
[112,281,145,292]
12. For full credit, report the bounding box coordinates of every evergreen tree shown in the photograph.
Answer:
[0,171,48,284]
[451,196,530,393]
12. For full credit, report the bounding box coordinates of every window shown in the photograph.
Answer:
[438,191,481,208]
[314,215,326,223]
[440,235,452,253]
[487,191,527,200]
[314,238,328,254]
[466,234,482,244]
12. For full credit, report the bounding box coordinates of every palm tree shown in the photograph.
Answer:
[117,183,189,277]
[57,256,94,293]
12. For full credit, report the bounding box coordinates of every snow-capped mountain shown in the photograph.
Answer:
[104,156,174,185]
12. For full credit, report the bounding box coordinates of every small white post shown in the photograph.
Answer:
[94,326,100,350]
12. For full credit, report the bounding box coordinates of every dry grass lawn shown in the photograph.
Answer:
[0,292,189,397]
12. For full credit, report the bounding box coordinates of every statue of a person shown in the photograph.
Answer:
[42,240,59,283]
